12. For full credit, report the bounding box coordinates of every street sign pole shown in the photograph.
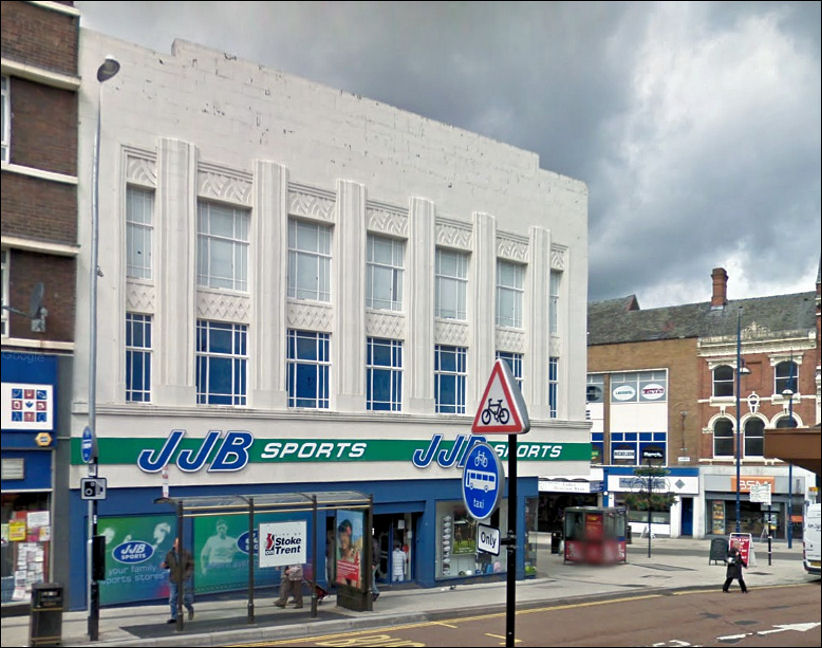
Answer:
[471,359,529,648]
[505,434,517,648]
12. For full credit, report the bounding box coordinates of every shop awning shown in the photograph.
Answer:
[764,424,821,476]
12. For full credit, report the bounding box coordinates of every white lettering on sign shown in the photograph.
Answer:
[641,383,665,400]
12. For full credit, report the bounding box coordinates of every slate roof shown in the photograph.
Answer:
[587,291,817,346]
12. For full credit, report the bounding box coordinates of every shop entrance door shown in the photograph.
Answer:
[372,514,414,586]
[681,497,693,536]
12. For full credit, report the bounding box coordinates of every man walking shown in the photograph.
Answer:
[161,536,195,623]
[274,564,304,608]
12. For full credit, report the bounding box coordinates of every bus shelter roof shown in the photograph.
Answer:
[154,490,371,515]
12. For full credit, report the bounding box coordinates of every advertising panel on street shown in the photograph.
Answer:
[98,514,176,606]
[728,532,755,567]
[335,509,364,588]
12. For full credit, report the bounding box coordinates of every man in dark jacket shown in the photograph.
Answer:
[722,541,748,593]
[161,536,195,622]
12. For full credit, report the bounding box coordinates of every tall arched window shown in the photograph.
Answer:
[713,418,734,456]
[775,361,798,395]
[744,418,765,457]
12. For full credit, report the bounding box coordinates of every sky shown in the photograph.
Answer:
[77,1,821,309]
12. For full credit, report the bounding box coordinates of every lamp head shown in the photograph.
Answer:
[96,56,120,83]
[782,388,794,400]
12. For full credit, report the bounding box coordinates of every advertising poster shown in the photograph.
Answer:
[729,532,755,567]
[711,501,726,535]
[585,512,604,540]
[258,521,307,568]
[335,509,363,588]
[194,513,310,595]
[98,515,176,606]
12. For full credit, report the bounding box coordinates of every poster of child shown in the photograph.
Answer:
[335,510,363,588]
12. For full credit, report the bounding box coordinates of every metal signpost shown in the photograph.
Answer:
[750,482,773,565]
[470,359,530,648]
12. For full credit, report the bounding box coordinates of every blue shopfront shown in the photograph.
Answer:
[62,430,577,610]
[1,351,67,611]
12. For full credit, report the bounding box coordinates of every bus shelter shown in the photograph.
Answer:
[563,506,627,565]
[155,490,373,631]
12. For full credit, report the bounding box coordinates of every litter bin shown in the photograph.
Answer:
[550,532,562,554]
[29,583,62,647]
[626,525,632,544]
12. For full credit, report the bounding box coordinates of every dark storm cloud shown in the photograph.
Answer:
[78,1,821,308]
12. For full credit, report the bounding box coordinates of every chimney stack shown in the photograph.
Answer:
[711,267,728,309]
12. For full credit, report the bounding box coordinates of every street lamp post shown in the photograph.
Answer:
[734,309,750,534]
[88,55,120,642]
[782,386,795,549]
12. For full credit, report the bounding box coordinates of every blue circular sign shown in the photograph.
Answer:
[461,442,504,520]
[81,426,94,463]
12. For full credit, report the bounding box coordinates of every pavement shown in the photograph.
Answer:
[2,535,817,647]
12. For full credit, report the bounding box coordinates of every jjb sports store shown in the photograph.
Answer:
[66,421,590,610]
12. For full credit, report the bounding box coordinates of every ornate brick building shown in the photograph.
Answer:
[587,266,819,539]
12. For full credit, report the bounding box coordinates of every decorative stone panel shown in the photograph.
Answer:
[126,282,156,313]
[496,234,529,262]
[198,163,252,205]
[435,218,472,250]
[289,183,336,222]
[287,300,333,332]
[124,147,157,187]
[367,201,408,237]
[197,290,251,323]
[366,311,406,340]
[435,319,469,346]
[496,327,526,353]
[551,246,567,271]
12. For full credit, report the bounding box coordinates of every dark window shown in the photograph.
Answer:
[712,365,734,397]
[713,418,734,456]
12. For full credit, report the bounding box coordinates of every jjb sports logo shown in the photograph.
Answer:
[112,540,154,564]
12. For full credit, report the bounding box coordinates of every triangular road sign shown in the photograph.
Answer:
[472,359,530,434]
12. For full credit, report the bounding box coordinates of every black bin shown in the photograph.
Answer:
[626,525,632,544]
[29,583,62,647]
[550,532,561,554]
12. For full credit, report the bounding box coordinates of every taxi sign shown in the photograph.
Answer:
[462,442,504,520]
[472,359,530,434]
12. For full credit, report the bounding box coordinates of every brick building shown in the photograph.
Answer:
[1,0,80,610]
[586,266,820,540]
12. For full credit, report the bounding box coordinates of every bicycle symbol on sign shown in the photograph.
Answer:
[481,398,510,425]
[474,452,488,468]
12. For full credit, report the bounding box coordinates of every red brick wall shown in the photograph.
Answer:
[1,172,77,244]
[699,348,817,439]
[5,249,75,342]
[588,337,699,464]
[0,1,78,76]
[6,77,77,175]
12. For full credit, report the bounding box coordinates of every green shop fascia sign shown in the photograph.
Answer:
[70,430,590,473]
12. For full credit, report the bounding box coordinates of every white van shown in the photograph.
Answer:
[803,502,821,576]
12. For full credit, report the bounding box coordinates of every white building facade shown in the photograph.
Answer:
[67,31,590,610]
